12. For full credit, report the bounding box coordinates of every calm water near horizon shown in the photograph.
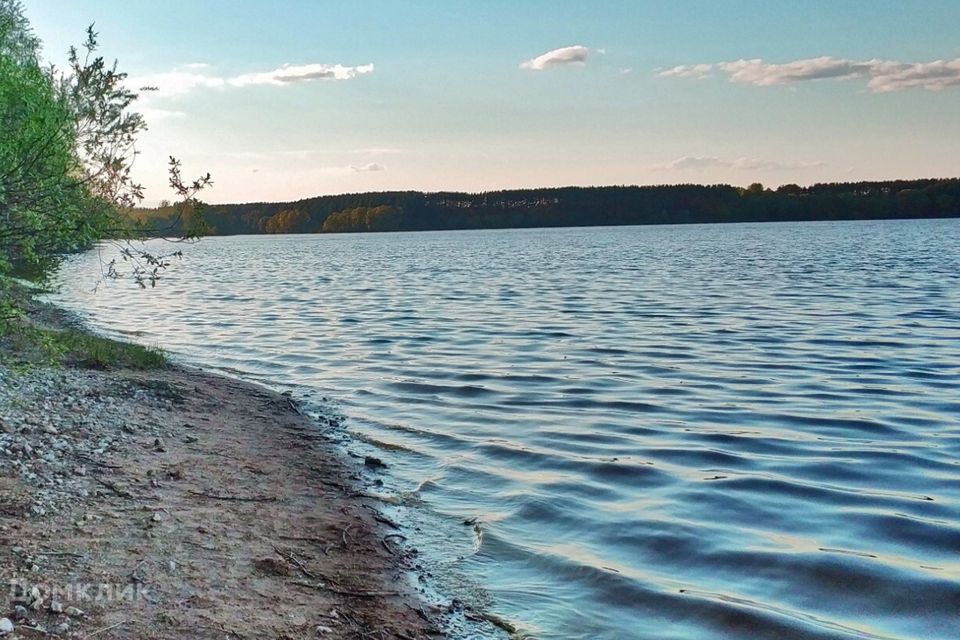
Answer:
[52,220,960,639]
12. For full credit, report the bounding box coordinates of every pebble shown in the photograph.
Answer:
[0,363,165,517]
[0,364,166,632]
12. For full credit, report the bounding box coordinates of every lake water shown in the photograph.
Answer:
[52,220,960,639]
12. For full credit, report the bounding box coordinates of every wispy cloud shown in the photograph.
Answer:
[349,147,405,156]
[657,56,960,92]
[520,45,590,70]
[656,63,713,80]
[137,62,374,96]
[653,156,824,172]
[225,148,403,162]
[229,63,374,87]
[241,163,388,177]
[137,70,225,96]
[349,162,385,172]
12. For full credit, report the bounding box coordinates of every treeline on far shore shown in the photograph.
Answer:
[131,178,960,236]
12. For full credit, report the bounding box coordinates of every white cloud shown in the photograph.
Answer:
[229,63,374,87]
[349,162,385,172]
[137,70,225,96]
[657,56,960,92]
[865,58,960,92]
[656,63,713,80]
[520,45,590,70]
[136,62,374,97]
[716,57,870,86]
[654,156,824,172]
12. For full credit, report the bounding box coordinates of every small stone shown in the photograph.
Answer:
[12,606,28,621]
[364,456,387,470]
[54,622,70,634]
[64,606,84,618]
[49,600,64,614]
[152,512,163,522]
[0,618,13,635]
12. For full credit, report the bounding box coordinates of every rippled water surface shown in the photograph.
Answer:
[53,221,960,639]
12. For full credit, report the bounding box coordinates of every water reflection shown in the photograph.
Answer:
[52,220,960,639]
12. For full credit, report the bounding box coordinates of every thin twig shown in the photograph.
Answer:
[76,454,122,469]
[36,549,85,558]
[84,621,127,639]
[19,625,51,635]
[291,581,399,598]
[94,476,134,499]
[187,490,276,502]
[381,534,407,555]
[287,397,303,415]
[182,540,218,551]
[272,545,317,579]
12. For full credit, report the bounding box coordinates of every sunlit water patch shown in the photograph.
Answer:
[51,220,960,639]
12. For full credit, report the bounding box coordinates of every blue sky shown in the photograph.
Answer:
[23,1,960,204]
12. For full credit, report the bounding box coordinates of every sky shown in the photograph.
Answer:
[22,0,960,205]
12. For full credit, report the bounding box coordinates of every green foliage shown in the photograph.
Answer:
[1,2,211,327]
[3,323,166,369]
[321,205,403,233]
[0,2,213,377]
[129,178,960,237]
[0,0,37,62]
[264,207,311,234]
[0,10,153,287]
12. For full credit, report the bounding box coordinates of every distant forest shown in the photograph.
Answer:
[132,178,960,236]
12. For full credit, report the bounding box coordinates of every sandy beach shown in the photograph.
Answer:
[0,307,441,639]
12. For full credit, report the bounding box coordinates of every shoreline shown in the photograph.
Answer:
[0,301,443,639]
